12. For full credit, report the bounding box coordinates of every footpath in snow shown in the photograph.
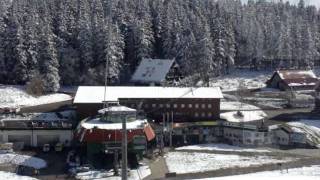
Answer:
[0,153,47,169]
[75,165,151,180]
[165,151,294,174]
[0,86,72,109]
[195,165,320,180]
[175,143,270,153]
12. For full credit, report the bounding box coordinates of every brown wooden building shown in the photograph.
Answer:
[73,86,223,122]
[266,70,318,91]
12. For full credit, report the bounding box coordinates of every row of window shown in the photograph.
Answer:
[194,112,213,118]
[129,103,213,109]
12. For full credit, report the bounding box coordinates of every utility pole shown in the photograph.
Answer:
[121,116,128,180]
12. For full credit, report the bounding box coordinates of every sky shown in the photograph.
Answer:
[241,0,320,8]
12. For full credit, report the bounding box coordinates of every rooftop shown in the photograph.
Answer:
[74,86,223,104]
[131,58,175,83]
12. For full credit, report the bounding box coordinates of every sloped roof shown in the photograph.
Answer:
[131,58,175,83]
[271,70,318,87]
[74,86,223,103]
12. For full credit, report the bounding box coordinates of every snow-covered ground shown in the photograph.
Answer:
[75,165,151,180]
[287,120,320,147]
[220,101,261,111]
[0,171,38,180]
[0,86,72,109]
[175,143,270,153]
[220,110,267,122]
[165,152,294,174]
[0,153,47,169]
[210,70,271,92]
[195,165,320,180]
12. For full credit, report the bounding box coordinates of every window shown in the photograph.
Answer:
[201,104,206,109]
[188,104,193,108]
[166,104,170,108]
[144,104,149,108]
[195,104,199,108]
[159,104,164,108]
[201,112,205,117]
[173,104,178,108]
[181,104,185,108]
[208,104,212,108]
[152,104,156,108]
[194,112,199,117]
[208,112,212,117]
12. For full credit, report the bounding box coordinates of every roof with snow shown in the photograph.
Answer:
[131,58,175,83]
[74,86,223,103]
[268,70,318,88]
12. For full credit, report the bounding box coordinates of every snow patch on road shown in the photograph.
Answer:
[0,153,47,169]
[176,143,270,153]
[0,86,72,109]
[195,165,320,180]
[0,171,38,180]
[165,152,294,174]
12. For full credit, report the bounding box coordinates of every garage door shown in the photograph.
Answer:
[8,135,31,146]
[37,135,59,146]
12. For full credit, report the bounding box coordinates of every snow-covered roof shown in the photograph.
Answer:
[81,119,147,130]
[74,86,223,103]
[131,58,175,83]
[220,110,267,122]
[97,106,136,114]
[271,70,318,87]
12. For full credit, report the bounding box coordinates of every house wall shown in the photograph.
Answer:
[223,127,272,146]
[269,74,282,88]
[0,129,73,147]
[75,98,221,122]
[272,129,290,145]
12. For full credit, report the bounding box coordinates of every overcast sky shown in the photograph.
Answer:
[241,0,320,8]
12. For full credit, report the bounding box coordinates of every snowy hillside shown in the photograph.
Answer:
[197,165,320,180]
[176,143,270,153]
[210,70,271,92]
[165,152,294,174]
[0,86,72,109]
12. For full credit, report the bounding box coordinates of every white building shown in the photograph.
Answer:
[0,111,75,148]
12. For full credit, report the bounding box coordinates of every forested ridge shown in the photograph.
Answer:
[0,0,319,92]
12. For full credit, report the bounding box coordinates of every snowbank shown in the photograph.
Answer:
[220,110,267,122]
[0,153,47,169]
[221,101,261,111]
[175,143,270,153]
[210,70,271,92]
[0,171,38,180]
[75,165,151,180]
[165,152,294,174]
[0,86,72,109]
[196,165,320,180]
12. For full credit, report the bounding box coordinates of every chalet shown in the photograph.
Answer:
[218,121,272,147]
[266,70,318,91]
[73,86,223,122]
[0,111,75,148]
[130,58,183,86]
[271,125,308,147]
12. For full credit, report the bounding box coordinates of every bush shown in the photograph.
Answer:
[26,76,45,96]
